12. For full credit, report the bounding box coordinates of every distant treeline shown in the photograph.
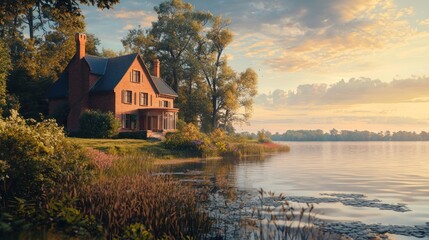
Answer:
[240,129,429,141]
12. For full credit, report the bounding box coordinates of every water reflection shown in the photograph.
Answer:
[160,142,429,227]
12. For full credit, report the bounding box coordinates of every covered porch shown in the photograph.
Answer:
[138,108,178,132]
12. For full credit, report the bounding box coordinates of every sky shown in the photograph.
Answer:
[82,0,429,133]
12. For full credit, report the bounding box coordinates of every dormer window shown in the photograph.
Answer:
[131,70,140,83]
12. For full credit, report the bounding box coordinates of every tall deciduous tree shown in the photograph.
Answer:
[0,40,12,114]
[196,16,257,131]
[0,0,119,39]
[146,0,211,92]
[123,1,258,132]
[4,9,100,119]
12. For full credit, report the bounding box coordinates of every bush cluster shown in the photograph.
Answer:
[0,110,91,202]
[164,123,228,157]
[0,112,213,239]
[79,110,120,138]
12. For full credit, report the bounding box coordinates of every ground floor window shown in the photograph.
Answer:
[163,112,175,130]
[122,114,137,129]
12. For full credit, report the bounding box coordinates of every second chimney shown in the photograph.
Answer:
[75,33,86,59]
[153,59,160,78]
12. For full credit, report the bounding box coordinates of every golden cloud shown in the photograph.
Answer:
[231,0,423,72]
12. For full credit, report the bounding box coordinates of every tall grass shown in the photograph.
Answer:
[79,149,211,239]
[224,142,290,159]
[77,175,211,239]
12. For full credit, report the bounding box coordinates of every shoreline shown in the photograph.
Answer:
[154,156,222,165]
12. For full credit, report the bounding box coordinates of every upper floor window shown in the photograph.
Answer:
[139,92,148,106]
[122,90,132,104]
[159,100,170,108]
[132,70,140,83]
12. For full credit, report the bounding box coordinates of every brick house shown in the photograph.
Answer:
[48,33,178,134]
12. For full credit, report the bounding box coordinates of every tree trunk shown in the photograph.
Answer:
[211,96,217,129]
[27,8,34,39]
[172,67,179,93]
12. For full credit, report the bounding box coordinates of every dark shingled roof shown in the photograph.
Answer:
[84,55,108,75]
[48,53,178,98]
[91,53,138,92]
[47,71,68,99]
[151,76,178,97]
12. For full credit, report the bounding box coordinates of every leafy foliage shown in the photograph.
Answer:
[257,129,272,143]
[0,40,12,116]
[2,6,101,119]
[79,110,120,138]
[0,110,91,202]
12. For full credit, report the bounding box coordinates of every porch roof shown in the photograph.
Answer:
[138,108,179,113]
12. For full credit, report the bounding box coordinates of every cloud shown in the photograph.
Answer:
[419,18,429,26]
[189,0,423,72]
[255,76,429,107]
[101,9,156,28]
[122,24,134,30]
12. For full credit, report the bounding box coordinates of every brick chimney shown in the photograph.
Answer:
[153,59,160,78]
[75,33,86,59]
[67,33,89,132]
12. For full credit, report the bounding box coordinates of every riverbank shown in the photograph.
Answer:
[68,137,290,160]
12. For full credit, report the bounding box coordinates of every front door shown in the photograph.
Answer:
[149,116,158,131]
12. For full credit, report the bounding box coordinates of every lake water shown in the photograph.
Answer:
[161,142,429,237]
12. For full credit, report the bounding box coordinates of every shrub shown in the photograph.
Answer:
[0,110,92,203]
[79,110,120,138]
[164,123,203,150]
[209,128,228,152]
[164,123,216,157]
[117,131,147,139]
[257,129,272,143]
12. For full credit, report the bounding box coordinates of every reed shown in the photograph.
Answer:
[241,188,344,240]
[78,150,210,239]
[77,174,211,239]
[224,142,290,159]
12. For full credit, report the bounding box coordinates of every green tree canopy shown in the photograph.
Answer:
[123,0,258,132]
[0,40,12,114]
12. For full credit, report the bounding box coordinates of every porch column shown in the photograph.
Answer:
[161,112,165,130]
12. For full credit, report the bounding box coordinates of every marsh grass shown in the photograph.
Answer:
[78,150,211,239]
[241,189,342,240]
[224,142,290,159]
[77,175,211,239]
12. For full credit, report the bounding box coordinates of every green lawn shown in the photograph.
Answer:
[68,137,198,159]
[69,137,290,161]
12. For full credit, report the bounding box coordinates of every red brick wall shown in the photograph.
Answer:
[89,92,115,113]
[113,57,176,129]
[67,58,91,131]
